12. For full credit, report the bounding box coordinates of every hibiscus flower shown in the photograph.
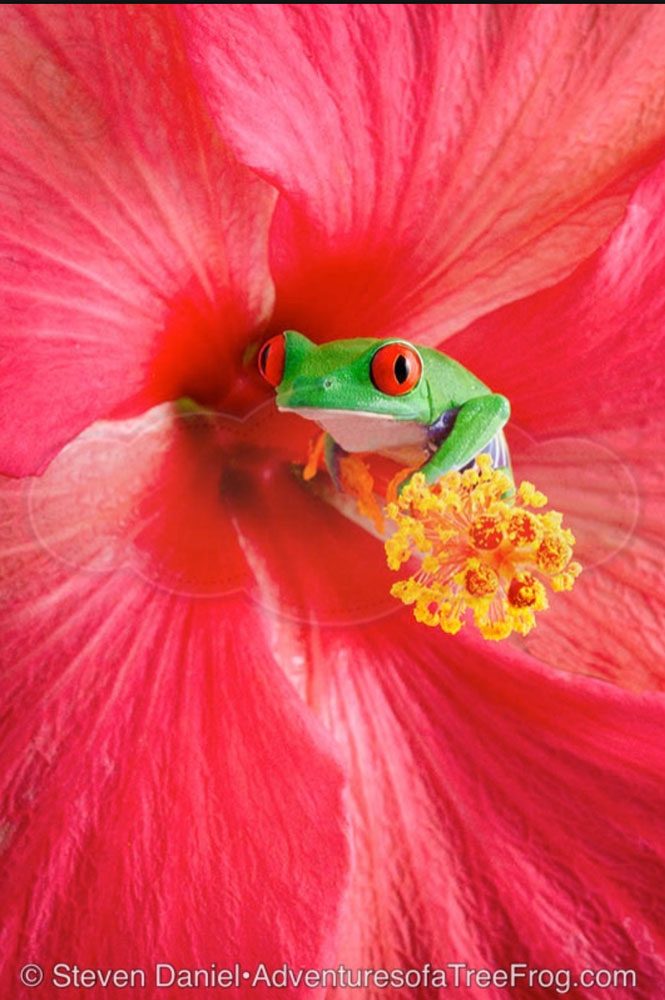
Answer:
[1,5,665,999]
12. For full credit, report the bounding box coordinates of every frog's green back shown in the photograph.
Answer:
[418,344,491,418]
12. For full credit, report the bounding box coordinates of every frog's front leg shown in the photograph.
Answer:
[322,432,346,490]
[419,394,510,484]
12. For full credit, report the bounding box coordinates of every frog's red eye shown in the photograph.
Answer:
[258,334,286,387]
[370,343,422,395]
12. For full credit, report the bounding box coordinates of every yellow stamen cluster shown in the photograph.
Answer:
[385,455,581,640]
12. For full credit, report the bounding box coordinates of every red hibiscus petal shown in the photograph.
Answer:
[179,5,665,344]
[281,618,665,998]
[220,443,399,627]
[449,162,665,437]
[0,5,275,477]
[0,474,349,994]
[513,427,665,693]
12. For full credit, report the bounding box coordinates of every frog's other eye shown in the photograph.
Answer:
[370,343,422,395]
[258,334,286,387]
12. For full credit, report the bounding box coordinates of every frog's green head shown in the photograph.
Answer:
[257,330,432,422]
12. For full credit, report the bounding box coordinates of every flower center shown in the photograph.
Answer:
[385,455,581,641]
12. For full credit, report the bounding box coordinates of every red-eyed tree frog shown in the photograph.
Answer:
[258,330,511,487]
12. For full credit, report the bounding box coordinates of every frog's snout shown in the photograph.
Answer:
[294,374,339,396]
[276,374,340,410]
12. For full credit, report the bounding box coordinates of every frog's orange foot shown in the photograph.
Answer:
[386,464,422,503]
[302,431,326,481]
[338,453,385,535]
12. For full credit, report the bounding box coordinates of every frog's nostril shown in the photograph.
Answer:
[323,378,333,389]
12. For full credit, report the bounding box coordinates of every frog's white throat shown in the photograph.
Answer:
[280,405,428,456]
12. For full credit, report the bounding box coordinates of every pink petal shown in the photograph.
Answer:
[283,618,665,997]
[449,162,665,437]
[0,423,350,994]
[512,428,665,693]
[179,5,665,344]
[0,5,275,477]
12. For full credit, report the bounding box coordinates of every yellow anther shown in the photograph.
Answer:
[517,481,548,507]
[464,560,499,598]
[536,534,572,573]
[414,601,441,627]
[478,619,513,642]
[551,561,582,592]
[469,514,503,550]
[507,573,547,610]
[422,554,440,574]
[506,510,539,547]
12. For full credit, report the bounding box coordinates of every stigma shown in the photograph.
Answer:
[385,454,581,640]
